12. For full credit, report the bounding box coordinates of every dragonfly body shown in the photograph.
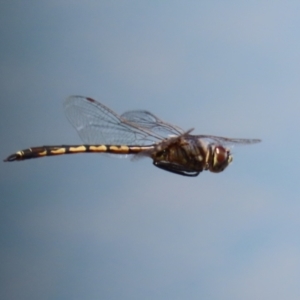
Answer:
[4,96,260,176]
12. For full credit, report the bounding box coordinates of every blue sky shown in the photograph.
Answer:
[1,1,300,299]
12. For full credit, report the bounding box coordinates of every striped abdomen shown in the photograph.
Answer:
[4,144,152,162]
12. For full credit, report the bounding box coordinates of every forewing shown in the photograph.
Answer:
[121,110,184,138]
[63,96,259,148]
[64,96,165,145]
[196,135,261,146]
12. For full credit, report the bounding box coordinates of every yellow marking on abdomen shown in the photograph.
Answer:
[38,150,48,156]
[50,148,66,155]
[109,145,130,153]
[128,146,143,152]
[89,145,107,152]
[69,146,87,153]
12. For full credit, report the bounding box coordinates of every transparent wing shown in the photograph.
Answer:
[121,110,184,137]
[195,135,261,146]
[64,96,181,145]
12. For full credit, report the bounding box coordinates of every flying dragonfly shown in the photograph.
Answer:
[4,96,261,176]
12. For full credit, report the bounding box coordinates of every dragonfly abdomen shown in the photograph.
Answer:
[4,144,151,162]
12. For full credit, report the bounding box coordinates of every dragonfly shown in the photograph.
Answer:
[4,96,261,176]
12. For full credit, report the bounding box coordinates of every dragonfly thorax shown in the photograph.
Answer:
[209,145,233,173]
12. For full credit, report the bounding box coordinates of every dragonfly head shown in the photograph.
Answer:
[210,145,233,173]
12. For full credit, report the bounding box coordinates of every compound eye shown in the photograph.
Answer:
[215,146,227,163]
[211,146,232,173]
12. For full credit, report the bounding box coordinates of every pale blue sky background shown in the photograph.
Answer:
[1,1,300,299]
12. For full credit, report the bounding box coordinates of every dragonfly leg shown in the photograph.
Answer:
[153,161,200,177]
